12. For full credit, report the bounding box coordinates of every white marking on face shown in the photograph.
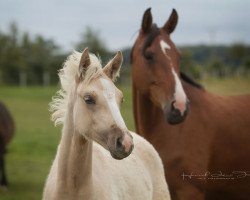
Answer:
[100,78,126,129]
[159,39,187,114]
[160,40,171,55]
[171,68,187,115]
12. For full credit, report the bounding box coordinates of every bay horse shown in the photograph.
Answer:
[131,8,250,200]
[0,101,15,188]
[43,48,170,200]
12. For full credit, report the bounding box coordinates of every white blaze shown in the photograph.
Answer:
[160,40,171,55]
[171,68,187,115]
[160,39,187,115]
[100,78,126,129]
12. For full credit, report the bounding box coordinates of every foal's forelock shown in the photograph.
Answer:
[50,52,103,126]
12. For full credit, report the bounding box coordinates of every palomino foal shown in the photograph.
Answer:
[42,48,170,200]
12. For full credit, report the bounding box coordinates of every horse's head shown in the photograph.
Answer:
[131,8,189,124]
[74,48,133,159]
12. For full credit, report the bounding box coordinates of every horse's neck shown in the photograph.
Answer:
[133,84,162,135]
[182,80,207,111]
[56,98,93,193]
[133,81,207,135]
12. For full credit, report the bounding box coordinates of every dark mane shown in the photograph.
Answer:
[130,24,160,63]
[142,24,160,53]
[180,72,204,89]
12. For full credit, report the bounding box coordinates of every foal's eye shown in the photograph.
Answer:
[83,95,95,105]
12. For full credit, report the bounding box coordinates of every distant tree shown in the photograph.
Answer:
[75,26,111,61]
[207,58,226,78]
[180,49,203,79]
[9,22,19,46]
[19,32,31,86]
[229,43,247,66]
[243,57,250,70]
[0,32,9,84]
[0,22,21,84]
[180,49,193,73]
[0,22,62,86]
[30,35,58,86]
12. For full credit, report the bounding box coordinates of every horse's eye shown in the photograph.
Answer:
[144,51,154,61]
[83,95,95,105]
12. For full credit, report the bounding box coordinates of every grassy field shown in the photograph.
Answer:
[0,77,249,200]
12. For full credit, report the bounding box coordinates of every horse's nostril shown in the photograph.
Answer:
[170,101,180,114]
[171,100,175,110]
[116,136,123,151]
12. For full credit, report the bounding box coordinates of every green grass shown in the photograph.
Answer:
[0,87,60,200]
[201,76,250,95]
[0,77,249,200]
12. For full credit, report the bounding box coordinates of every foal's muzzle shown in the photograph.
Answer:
[165,100,190,125]
[109,131,134,160]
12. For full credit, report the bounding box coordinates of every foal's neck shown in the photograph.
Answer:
[57,97,93,193]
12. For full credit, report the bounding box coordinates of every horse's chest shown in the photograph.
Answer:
[147,123,210,179]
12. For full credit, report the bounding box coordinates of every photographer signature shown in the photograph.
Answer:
[181,171,250,180]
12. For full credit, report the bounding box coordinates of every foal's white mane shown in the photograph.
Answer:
[50,51,102,126]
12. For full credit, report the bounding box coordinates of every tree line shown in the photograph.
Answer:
[0,24,113,86]
[0,23,249,86]
[179,44,250,79]
[0,23,61,86]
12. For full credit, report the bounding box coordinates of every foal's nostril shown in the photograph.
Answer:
[110,133,134,160]
[116,136,124,151]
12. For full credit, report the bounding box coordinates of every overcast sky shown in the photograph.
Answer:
[0,0,249,51]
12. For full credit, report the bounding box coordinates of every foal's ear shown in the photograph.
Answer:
[79,47,90,78]
[141,8,152,33]
[163,9,178,34]
[103,51,123,82]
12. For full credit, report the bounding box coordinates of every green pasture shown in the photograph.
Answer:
[0,77,249,200]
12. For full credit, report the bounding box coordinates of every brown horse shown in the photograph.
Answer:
[0,101,15,187]
[131,8,250,200]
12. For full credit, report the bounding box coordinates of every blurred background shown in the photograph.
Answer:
[0,0,250,199]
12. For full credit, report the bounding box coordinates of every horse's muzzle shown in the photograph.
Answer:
[109,132,134,160]
[165,100,190,125]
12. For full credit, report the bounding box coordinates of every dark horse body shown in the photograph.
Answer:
[131,8,250,200]
[0,101,14,187]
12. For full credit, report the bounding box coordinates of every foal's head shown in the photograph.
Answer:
[131,8,189,124]
[53,48,133,160]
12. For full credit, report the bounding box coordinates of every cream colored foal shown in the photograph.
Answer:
[42,48,170,200]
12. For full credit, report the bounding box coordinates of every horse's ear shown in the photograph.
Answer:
[141,8,152,33]
[163,9,178,34]
[79,47,90,78]
[103,51,123,82]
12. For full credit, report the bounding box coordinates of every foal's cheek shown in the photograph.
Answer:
[73,103,92,134]
[90,130,109,150]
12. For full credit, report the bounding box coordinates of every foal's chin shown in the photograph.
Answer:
[110,148,133,160]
